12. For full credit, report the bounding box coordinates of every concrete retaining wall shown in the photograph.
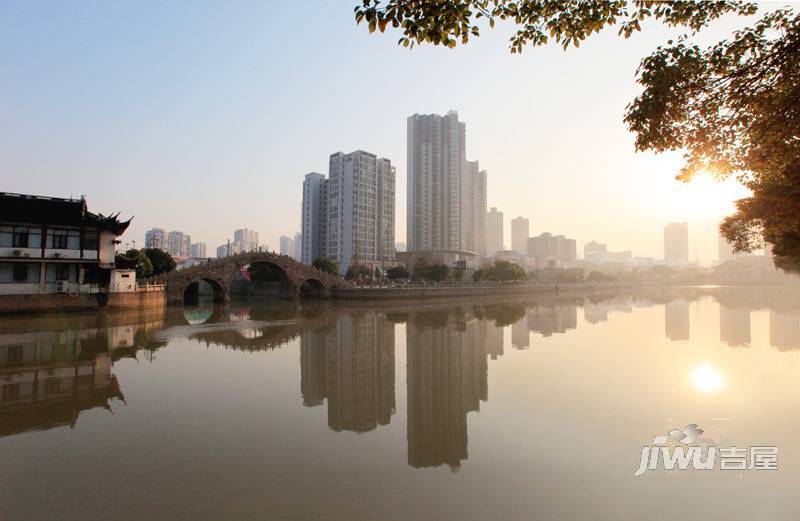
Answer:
[0,290,165,314]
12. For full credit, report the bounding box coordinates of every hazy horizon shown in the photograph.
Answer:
[3,1,775,262]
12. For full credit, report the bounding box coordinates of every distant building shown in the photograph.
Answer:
[279,235,294,257]
[511,217,529,255]
[664,222,689,263]
[301,172,328,264]
[583,240,633,264]
[146,228,190,257]
[216,243,229,259]
[292,232,302,260]
[407,111,486,255]
[144,228,167,251]
[527,232,576,264]
[464,160,487,257]
[190,242,207,258]
[584,241,607,260]
[395,242,407,253]
[486,207,504,257]
[167,231,191,258]
[326,151,395,275]
[233,228,259,252]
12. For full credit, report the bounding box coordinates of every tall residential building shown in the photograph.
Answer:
[292,232,302,260]
[584,240,608,260]
[165,230,191,257]
[190,242,207,258]
[279,235,295,257]
[510,217,529,255]
[486,207,504,257]
[233,228,259,252]
[301,172,328,264]
[664,222,689,263]
[326,151,395,275]
[144,228,167,251]
[527,232,577,263]
[407,110,486,254]
[465,160,487,256]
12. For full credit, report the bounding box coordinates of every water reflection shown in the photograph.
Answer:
[301,313,396,432]
[0,309,164,436]
[2,285,800,459]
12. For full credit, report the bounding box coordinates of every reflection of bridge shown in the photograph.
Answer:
[155,252,345,303]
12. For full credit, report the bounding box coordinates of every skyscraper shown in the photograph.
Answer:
[407,111,486,254]
[301,172,328,264]
[511,217,529,254]
[233,228,259,252]
[190,242,207,258]
[326,151,395,275]
[166,230,191,257]
[486,207,504,256]
[465,160,487,256]
[664,222,689,263]
[292,232,302,261]
[144,228,167,251]
[279,235,294,257]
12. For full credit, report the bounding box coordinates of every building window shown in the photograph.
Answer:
[83,229,98,250]
[48,229,80,250]
[45,263,76,283]
[44,378,60,394]
[6,346,23,365]
[12,264,28,282]
[0,263,40,283]
[2,383,20,402]
[1,226,42,248]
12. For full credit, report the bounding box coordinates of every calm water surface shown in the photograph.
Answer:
[1,286,800,520]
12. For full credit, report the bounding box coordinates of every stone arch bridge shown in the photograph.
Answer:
[155,252,345,304]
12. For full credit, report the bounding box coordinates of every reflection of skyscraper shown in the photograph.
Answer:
[485,321,504,360]
[665,300,690,341]
[406,317,488,470]
[326,313,395,432]
[769,310,800,351]
[300,331,328,407]
[719,305,751,347]
[526,304,578,337]
[511,313,529,349]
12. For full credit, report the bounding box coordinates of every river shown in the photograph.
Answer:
[1,285,799,520]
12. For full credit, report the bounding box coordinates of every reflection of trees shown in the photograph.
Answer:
[478,303,526,327]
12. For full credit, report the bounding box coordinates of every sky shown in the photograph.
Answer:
[2,0,778,262]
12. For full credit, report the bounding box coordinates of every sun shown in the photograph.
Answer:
[641,169,751,221]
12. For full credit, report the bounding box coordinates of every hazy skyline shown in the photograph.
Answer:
[2,1,765,261]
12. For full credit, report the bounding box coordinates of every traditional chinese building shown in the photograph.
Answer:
[0,193,159,312]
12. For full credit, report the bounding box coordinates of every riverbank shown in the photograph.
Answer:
[331,281,634,300]
[0,289,166,314]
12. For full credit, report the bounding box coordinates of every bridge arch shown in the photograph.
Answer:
[183,277,227,305]
[159,251,344,304]
[299,278,326,298]
[238,260,295,299]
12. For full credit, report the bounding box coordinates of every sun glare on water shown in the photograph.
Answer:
[690,364,725,393]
